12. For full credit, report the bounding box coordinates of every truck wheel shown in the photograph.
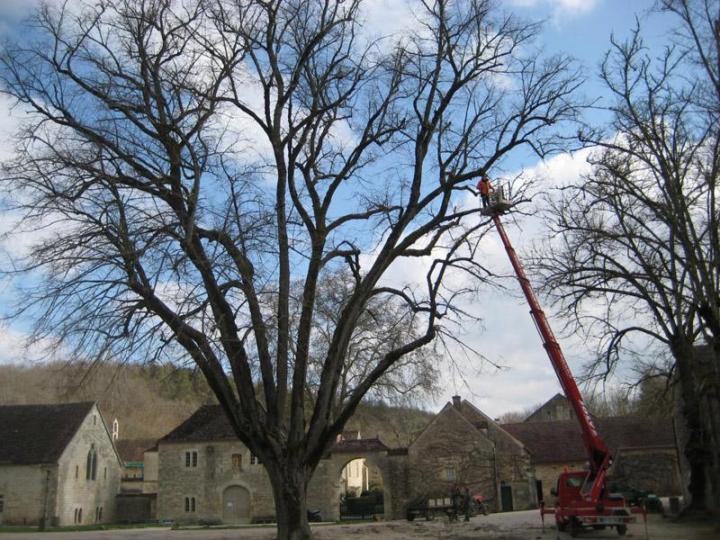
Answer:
[616,524,627,536]
[556,520,567,532]
[569,518,581,538]
[406,511,415,522]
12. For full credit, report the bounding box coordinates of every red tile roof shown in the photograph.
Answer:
[502,416,675,464]
[115,439,158,462]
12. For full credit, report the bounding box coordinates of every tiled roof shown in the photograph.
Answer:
[115,438,158,463]
[161,405,392,454]
[0,402,94,465]
[502,416,675,464]
[332,437,389,453]
[160,405,237,442]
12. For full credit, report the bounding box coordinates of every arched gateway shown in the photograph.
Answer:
[308,437,408,521]
[222,485,251,523]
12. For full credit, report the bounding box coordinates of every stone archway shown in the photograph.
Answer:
[338,457,385,520]
[222,485,251,524]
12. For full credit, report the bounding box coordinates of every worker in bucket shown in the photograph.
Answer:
[476,172,493,208]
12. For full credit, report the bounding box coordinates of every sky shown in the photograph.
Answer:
[0,0,680,419]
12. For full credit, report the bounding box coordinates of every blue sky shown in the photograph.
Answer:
[0,0,679,418]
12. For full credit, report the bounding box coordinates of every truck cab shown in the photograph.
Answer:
[550,471,634,537]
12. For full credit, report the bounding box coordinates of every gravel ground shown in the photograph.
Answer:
[1,510,718,540]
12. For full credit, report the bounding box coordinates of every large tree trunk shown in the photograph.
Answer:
[267,462,313,540]
[672,338,709,512]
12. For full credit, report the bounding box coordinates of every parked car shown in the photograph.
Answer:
[608,483,664,513]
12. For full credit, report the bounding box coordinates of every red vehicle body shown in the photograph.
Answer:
[484,190,644,537]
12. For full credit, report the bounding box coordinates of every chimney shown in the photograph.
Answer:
[452,395,462,409]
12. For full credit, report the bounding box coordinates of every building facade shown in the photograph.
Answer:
[154,396,537,524]
[0,402,122,527]
[504,414,682,503]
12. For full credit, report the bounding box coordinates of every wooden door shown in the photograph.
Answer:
[222,485,250,523]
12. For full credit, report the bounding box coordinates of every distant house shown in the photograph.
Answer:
[407,396,537,512]
[114,438,159,524]
[0,402,122,527]
[115,439,157,493]
[503,415,681,502]
[524,393,575,423]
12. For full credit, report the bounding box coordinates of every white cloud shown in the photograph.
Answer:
[359,0,420,41]
[503,0,599,20]
[0,325,59,364]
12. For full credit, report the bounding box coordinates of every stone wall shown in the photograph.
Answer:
[157,441,274,524]
[142,450,158,494]
[0,465,56,526]
[55,404,122,526]
[406,403,537,512]
[609,448,681,496]
[408,407,498,510]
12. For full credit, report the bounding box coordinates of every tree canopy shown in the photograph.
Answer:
[0,0,583,536]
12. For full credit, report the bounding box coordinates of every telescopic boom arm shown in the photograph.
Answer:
[489,209,611,503]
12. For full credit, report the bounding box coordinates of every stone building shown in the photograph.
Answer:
[503,415,681,503]
[114,439,158,523]
[115,439,156,493]
[524,393,575,423]
[405,396,536,513]
[0,402,122,527]
[154,396,536,524]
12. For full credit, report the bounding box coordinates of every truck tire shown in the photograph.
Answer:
[406,511,415,522]
[556,520,567,532]
[569,518,581,538]
[616,524,627,536]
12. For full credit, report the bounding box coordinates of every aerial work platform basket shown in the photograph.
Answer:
[480,185,513,216]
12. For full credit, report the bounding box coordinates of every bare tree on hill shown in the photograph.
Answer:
[533,0,720,511]
[0,0,583,537]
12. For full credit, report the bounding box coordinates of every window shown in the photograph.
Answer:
[99,506,103,521]
[184,496,196,512]
[75,465,79,479]
[250,453,262,465]
[443,467,457,482]
[104,467,107,480]
[0,494,4,513]
[232,453,243,473]
[86,445,97,480]
[184,450,198,468]
[75,507,83,524]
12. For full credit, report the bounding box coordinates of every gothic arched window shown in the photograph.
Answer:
[86,445,97,480]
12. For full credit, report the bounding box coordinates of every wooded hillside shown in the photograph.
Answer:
[0,362,433,446]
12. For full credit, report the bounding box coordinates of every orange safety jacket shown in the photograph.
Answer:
[477,179,492,195]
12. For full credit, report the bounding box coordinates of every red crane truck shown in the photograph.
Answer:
[483,188,644,537]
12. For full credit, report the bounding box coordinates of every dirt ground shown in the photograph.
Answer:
[2,510,718,540]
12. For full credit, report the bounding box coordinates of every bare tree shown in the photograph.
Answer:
[0,0,583,536]
[300,269,442,408]
[534,0,720,511]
